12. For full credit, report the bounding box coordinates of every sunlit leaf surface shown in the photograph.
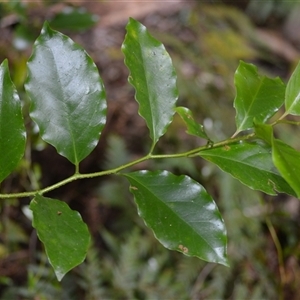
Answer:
[199,140,295,196]
[122,18,178,149]
[124,170,228,266]
[176,106,209,140]
[0,59,26,183]
[234,61,285,133]
[30,194,91,281]
[272,139,300,198]
[25,22,106,165]
[285,61,300,116]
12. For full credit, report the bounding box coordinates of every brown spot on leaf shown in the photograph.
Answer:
[130,186,138,190]
[268,179,277,191]
[179,244,189,253]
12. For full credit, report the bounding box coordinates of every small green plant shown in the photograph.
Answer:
[0,18,299,281]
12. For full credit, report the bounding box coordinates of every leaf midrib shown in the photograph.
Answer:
[47,43,79,164]
[128,175,221,256]
[237,76,264,131]
[200,150,279,176]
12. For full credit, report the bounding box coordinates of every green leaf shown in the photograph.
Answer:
[122,18,178,149]
[272,139,300,198]
[254,121,273,145]
[285,61,300,115]
[233,61,285,134]
[30,194,90,281]
[50,6,99,31]
[175,106,210,140]
[199,140,295,196]
[0,59,26,183]
[25,22,106,166]
[124,170,228,266]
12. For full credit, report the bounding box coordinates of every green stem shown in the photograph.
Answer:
[0,133,256,199]
[278,111,289,122]
[0,154,152,199]
[75,163,80,175]
[260,197,286,300]
[265,215,286,300]
[274,119,300,126]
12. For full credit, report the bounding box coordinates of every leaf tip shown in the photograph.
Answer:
[54,266,66,282]
[0,58,8,68]
[41,20,56,38]
[41,20,50,31]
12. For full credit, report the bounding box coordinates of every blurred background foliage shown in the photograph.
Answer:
[1,0,300,299]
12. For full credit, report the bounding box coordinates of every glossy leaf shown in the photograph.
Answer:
[25,22,106,166]
[199,140,295,196]
[285,61,300,115]
[124,170,228,266]
[254,121,273,145]
[176,106,210,140]
[122,18,178,149]
[30,194,90,281]
[0,59,26,183]
[272,139,300,198]
[234,61,285,133]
